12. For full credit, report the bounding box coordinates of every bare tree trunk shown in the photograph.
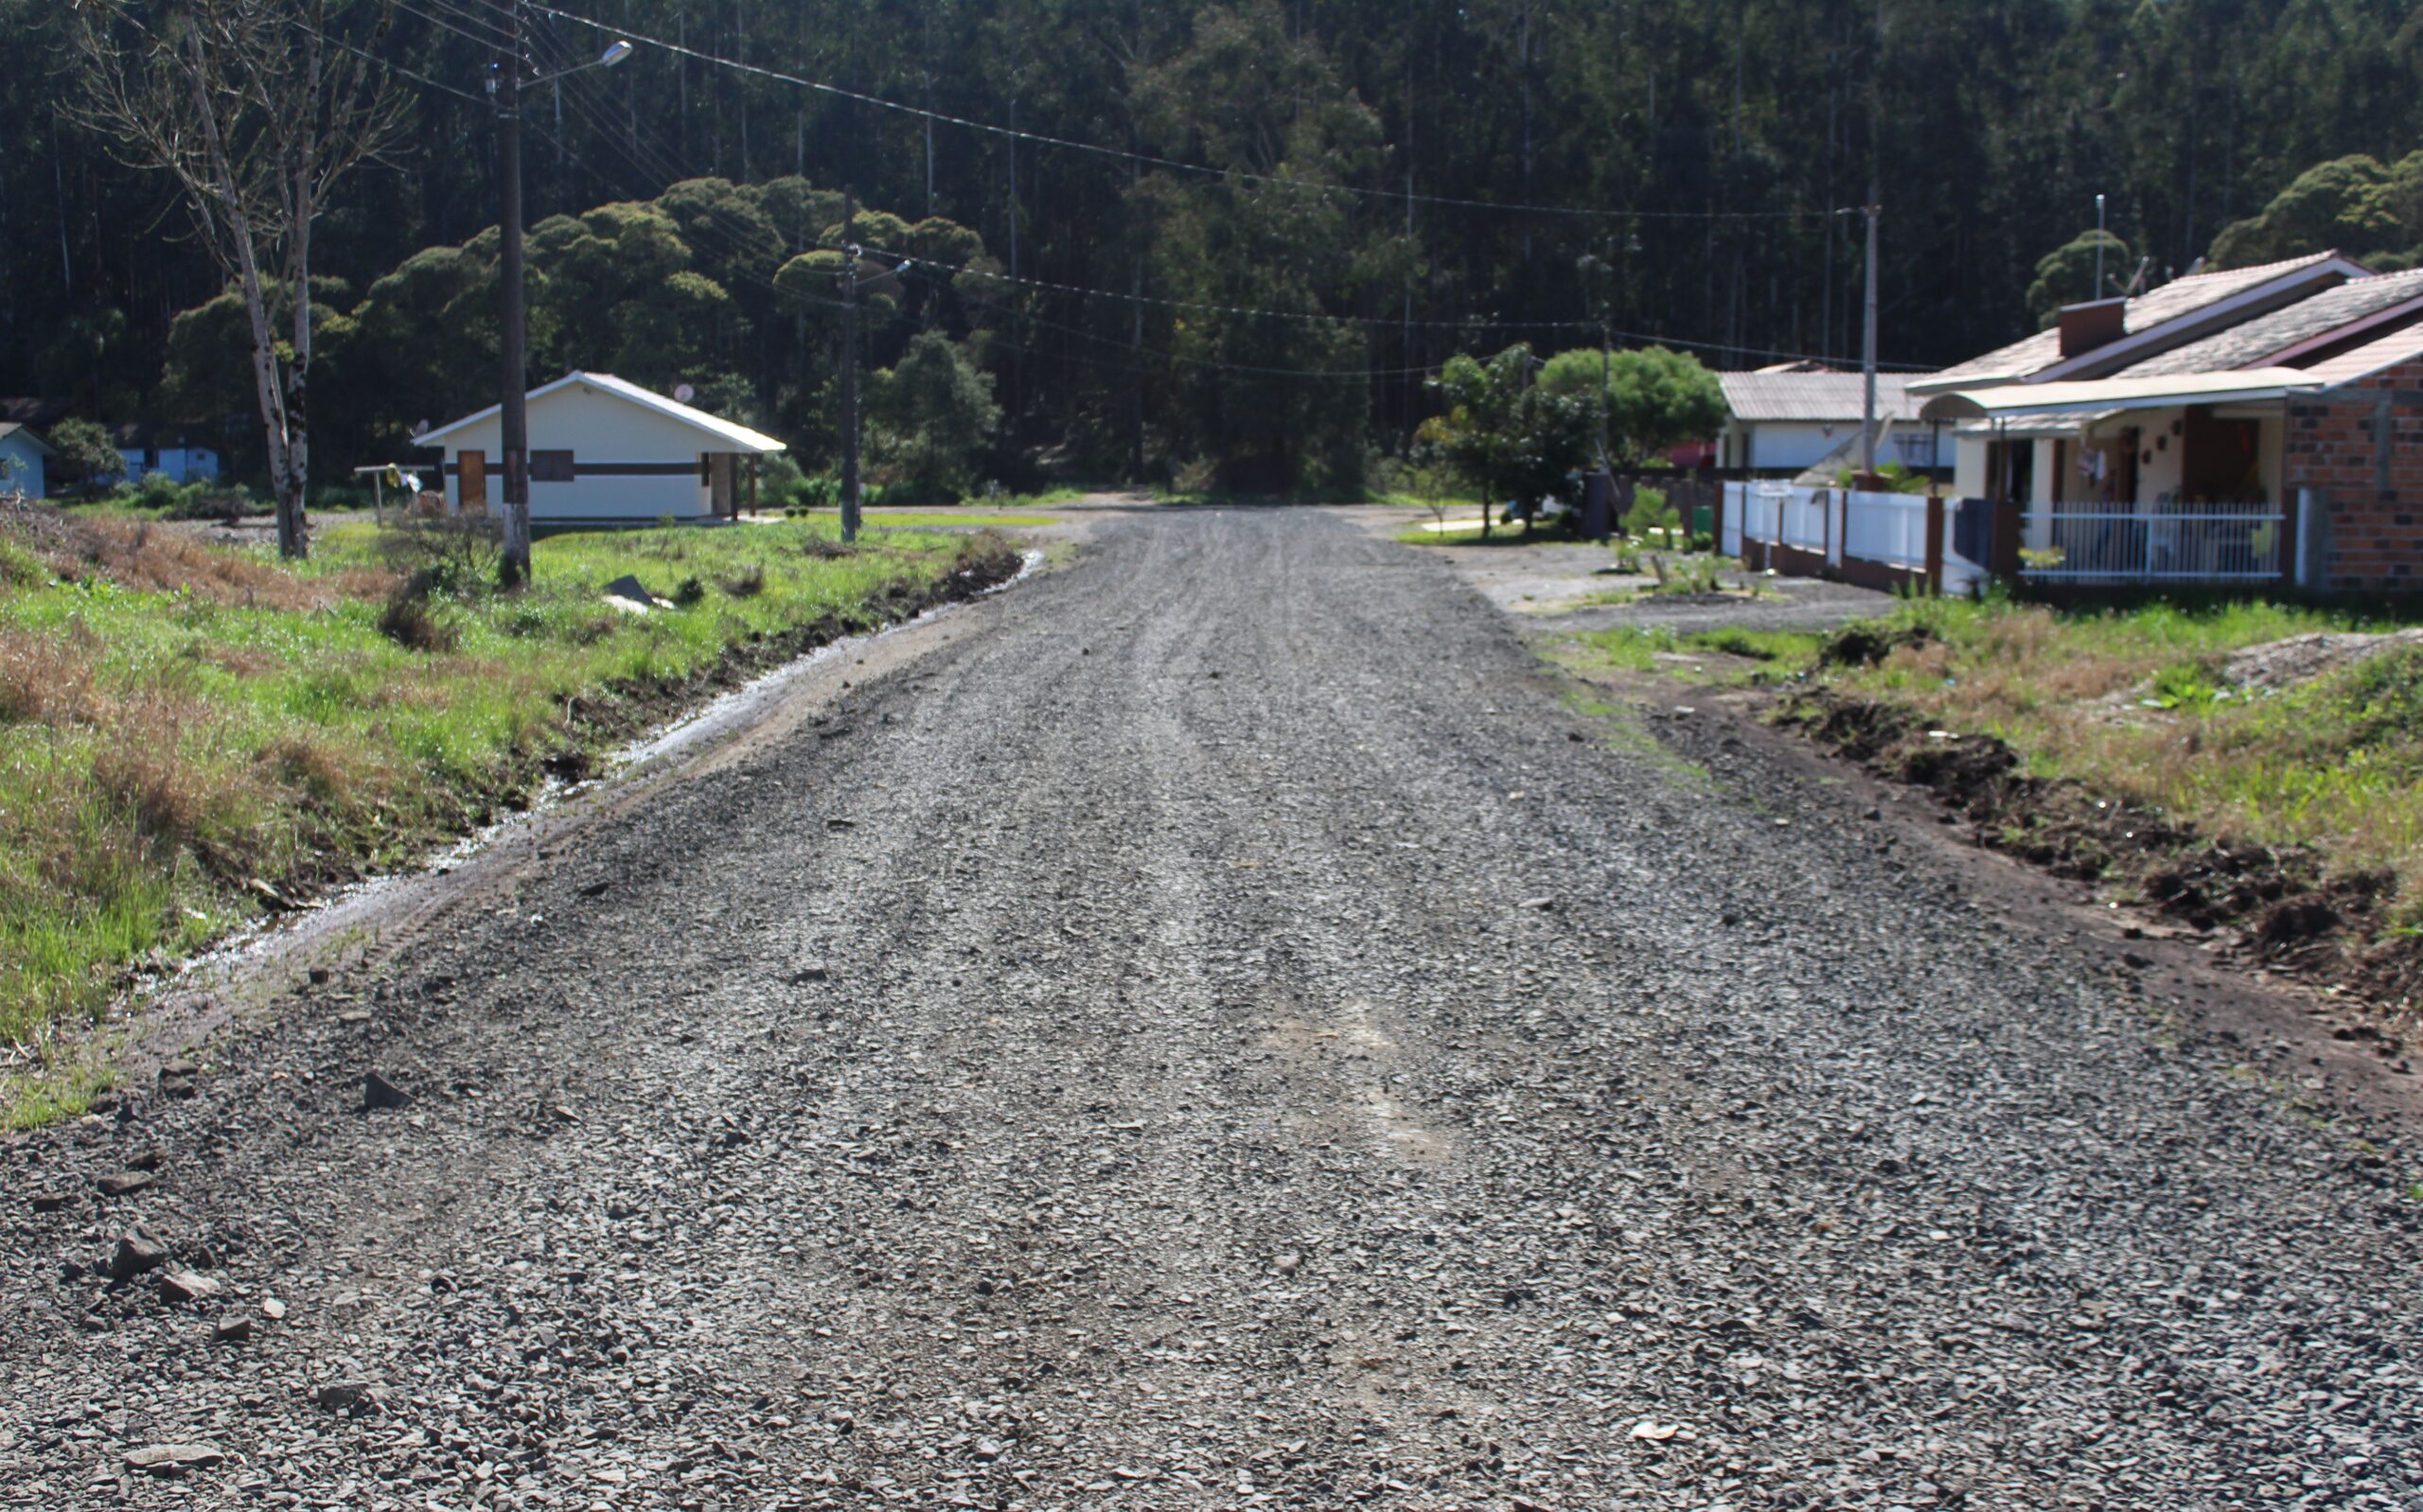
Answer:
[281,22,327,561]
[181,24,297,553]
[70,2,398,561]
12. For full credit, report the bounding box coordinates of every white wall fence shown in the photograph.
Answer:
[1724,481,1947,592]
[1721,484,2282,592]
[2020,502,2285,584]
[1843,491,1928,570]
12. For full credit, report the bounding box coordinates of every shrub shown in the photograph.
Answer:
[673,575,707,607]
[378,587,461,652]
[0,537,47,588]
[760,453,809,508]
[1622,485,1684,548]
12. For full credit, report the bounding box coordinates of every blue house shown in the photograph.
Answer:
[0,424,53,499]
[112,425,221,486]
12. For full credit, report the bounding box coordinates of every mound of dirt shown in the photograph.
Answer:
[1817,621,1935,668]
[1782,685,2419,1035]
[2220,629,2423,692]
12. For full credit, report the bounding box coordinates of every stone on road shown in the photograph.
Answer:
[3,508,2416,1510]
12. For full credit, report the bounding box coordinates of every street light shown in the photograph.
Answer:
[2095,193,2108,300]
[491,20,635,581]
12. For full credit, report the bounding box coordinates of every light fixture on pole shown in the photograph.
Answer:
[492,20,635,582]
[2095,193,2108,301]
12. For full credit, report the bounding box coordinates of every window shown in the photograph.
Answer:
[530,449,575,483]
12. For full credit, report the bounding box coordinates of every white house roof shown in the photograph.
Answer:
[1919,367,2323,422]
[1909,252,2369,394]
[0,422,55,455]
[417,372,787,453]
[1719,370,1927,424]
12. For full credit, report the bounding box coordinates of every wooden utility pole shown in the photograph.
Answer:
[839,195,862,544]
[495,0,533,580]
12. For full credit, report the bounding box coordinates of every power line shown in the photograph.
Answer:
[516,0,1856,225]
[325,27,1932,386]
[540,64,1937,374]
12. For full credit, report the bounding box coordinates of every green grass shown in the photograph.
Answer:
[1792,593,2423,919]
[792,508,1063,529]
[1393,519,1578,546]
[0,511,1013,1116]
[1551,624,1823,681]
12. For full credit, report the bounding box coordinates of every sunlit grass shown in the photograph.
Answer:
[793,509,1063,529]
[0,513,1005,1047]
[1814,595,2423,913]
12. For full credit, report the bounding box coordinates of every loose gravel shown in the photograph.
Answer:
[4,507,2418,1511]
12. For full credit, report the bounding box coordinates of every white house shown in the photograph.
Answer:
[416,372,787,526]
[1715,368,1939,474]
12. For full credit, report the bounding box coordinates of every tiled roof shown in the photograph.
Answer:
[2120,268,2423,377]
[1719,371,1926,424]
[2298,324,2423,389]
[1924,251,2349,386]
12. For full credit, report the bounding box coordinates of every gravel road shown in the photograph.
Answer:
[7,506,2419,1511]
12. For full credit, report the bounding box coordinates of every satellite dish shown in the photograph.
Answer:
[410,419,431,438]
[674,384,696,404]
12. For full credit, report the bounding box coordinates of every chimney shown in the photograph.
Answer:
[2058,297,2129,359]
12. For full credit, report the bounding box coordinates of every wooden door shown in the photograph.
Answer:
[457,450,487,513]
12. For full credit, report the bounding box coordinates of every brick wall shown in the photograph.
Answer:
[2286,358,2423,590]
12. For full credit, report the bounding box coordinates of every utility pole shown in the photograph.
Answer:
[494,0,532,581]
[838,194,862,544]
[1861,193,1880,477]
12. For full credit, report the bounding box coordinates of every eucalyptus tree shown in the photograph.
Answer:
[68,0,405,557]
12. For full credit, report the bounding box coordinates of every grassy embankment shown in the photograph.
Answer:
[0,508,1017,1120]
[1561,594,2423,1011]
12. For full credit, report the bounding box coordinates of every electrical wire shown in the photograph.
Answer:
[321,25,1928,384]
[510,0,1857,225]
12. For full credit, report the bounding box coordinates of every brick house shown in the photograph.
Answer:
[2284,346,2423,590]
[1916,276,2423,592]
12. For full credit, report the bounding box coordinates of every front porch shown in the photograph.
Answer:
[1927,371,2318,589]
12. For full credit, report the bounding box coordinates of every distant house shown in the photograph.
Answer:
[110,425,222,486]
[1919,262,2423,590]
[416,372,787,526]
[0,424,54,499]
[1714,366,1940,474]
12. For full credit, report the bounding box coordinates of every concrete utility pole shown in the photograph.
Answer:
[2095,192,2108,299]
[1861,193,1880,477]
[488,26,628,581]
[494,0,533,580]
[839,196,862,544]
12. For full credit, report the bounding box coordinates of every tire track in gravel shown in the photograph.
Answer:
[4,506,2418,1512]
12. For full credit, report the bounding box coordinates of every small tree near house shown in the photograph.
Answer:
[44,419,128,499]
[1424,344,1595,538]
[68,2,405,559]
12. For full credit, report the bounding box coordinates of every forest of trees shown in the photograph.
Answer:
[8,0,2423,492]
